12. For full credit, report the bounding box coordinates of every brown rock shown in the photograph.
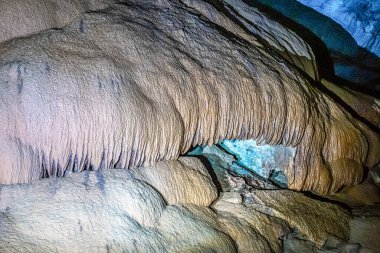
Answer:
[243,189,351,247]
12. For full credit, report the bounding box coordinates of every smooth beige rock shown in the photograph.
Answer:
[213,192,290,253]
[0,170,167,252]
[134,157,218,206]
[244,189,352,247]
[328,177,380,207]
[157,204,237,253]
[0,161,234,253]
[217,212,273,253]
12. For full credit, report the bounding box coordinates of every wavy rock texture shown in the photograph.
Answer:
[0,0,316,62]
[0,0,118,43]
[243,189,351,247]
[182,0,319,81]
[0,0,319,81]
[321,78,380,128]
[133,157,218,206]
[0,0,379,194]
[0,157,354,252]
[213,192,291,253]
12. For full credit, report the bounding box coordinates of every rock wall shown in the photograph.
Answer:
[298,0,380,58]
[0,157,353,253]
[0,1,379,252]
[0,0,378,194]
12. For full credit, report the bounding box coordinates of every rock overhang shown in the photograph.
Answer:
[0,1,380,252]
[0,0,378,195]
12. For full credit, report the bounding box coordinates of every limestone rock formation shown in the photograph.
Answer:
[321,79,380,128]
[243,189,351,247]
[0,157,358,252]
[134,157,218,206]
[1,1,380,251]
[0,0,118,43]
[0,158,230,252]
[213,192,291,253]
[183,0,319,81]
[0,0,378,194]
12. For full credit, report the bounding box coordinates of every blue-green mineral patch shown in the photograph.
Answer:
[189,139,294,188]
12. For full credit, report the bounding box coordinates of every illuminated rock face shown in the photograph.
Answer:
[0,0,118,44]
[0,158,353,253]
[0,1,379,251]
[185,0,319,81]
[0,0,378,194]
[0,158,233,252]
[133,157,218,206]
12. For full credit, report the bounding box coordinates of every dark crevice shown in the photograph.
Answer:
[301,191,351,212]
[185,154,223,193]
[311,76,380,134]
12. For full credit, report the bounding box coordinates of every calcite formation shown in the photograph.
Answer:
[133,157,218,206]
[0,0,379,252]
[0,0,378,194]
[183,0,320,81]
